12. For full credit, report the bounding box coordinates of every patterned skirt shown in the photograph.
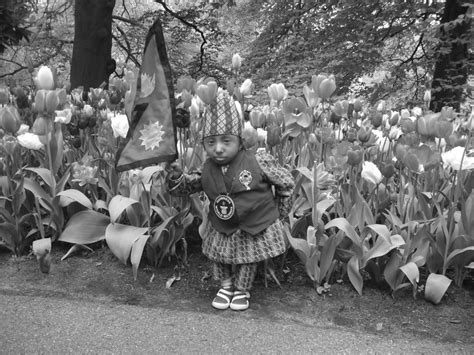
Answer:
[201,218,287,264]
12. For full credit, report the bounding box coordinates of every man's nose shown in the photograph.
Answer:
[215,141,224,153]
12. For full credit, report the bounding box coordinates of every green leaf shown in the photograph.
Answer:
[56,189,93,209]
[425,273,452,304]
[400,261,419,286]
[25,167,55,189]
[105,223,148,265]
[446,246,474,268]
[108,195,139,222]
[325,217,362,257]
[347,255,363,295]
[384,251,403,291]
[60,244,94,261]
[23,177,51,205]
[58,210,109,244]
[131,234,150,280]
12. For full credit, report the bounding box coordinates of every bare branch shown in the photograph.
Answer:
[153,0,206,73]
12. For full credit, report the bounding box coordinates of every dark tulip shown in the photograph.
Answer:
[371,112,383,128]
[72,137,82,148]
[329,111,341,125]
[88,116,97,128]
[380,162,395,179]
[77,114,90,129]
[68,124,79,136]
[175,107,190,128]
[347,149,363,166]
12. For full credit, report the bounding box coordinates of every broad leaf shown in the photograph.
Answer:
[400,261,419,286]
[108,195,139,222]
[131,234,151,280]
[105,223,148,265]
[347,255,363,295]
[56,189,93,209]
[25,167,55,190]
[425,273,452,304]
[325,218,362,258]
[58,210,109,244]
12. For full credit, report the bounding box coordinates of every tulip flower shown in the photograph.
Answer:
[347,149,363,166]
[442,147,474,171]
[0,105,20,134]
[267,83,288,102]
[318,75,336,99]
[45,90,59,113]
[249,110,265,128]
[232,53,242,72]
[302,85,318,107]
[266,126,281,147]
[36,66,55,90]
[110,113,130,138]
[240,78,253,96]
[17,132,44,150]
[282,97,311,128]
[0,86,9,105]
[361,161,383,185]
[54,108,72,124]
[241,121,258,149]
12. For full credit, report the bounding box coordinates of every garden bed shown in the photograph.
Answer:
[0,239,473,345]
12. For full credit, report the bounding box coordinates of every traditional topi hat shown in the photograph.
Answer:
[199,87,242,139]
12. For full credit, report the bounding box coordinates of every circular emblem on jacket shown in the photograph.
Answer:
[214,194,235,220]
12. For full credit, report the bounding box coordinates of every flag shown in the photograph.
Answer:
[115,18,177,172]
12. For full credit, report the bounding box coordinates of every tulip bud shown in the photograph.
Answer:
[32,115,52,136]
[0,86,9,105]
[240,78,253,96]
[249,110,265,128]
[232,53,242,72]
[267,126,281,147]
[268,83,288,102]
[347,149,363,166]
[318,76,336,99]
[34,90,47,112]
[36,66,55,90]
[329,111,341,125]
[0,105,20,134]
[402,153,421,173]
[371,112,383,128]
[241,121,258,149]
[400,117,415,134]
[361,161,383,185]
[308,132,317,145]
[357,125,372,143]
[380,162,395,179]
[389,111,399,126]
[346,128,357,143]
[434,119,453,139]
[311,74,326,97]
[45,90,59,113]
[423,90,431,104]
[353,99,363,112]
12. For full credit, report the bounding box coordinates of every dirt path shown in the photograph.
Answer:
[0,243,473,351]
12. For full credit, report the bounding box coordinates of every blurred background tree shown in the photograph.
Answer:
[0,0,472,110]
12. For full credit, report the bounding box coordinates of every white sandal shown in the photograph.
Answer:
[211,288,234,310]
[230,290,250,311]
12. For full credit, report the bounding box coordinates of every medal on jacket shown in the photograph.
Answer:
[239,170,252,190]
[214,194,235,220]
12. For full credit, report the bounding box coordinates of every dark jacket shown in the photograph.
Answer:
[201,150,279,235]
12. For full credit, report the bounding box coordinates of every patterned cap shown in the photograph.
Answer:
[202,91,242,138]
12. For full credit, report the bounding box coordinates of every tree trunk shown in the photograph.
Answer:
[429,0,471,112]
[70,0,116,91]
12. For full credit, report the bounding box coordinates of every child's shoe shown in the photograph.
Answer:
[230,290,250,311]
[211,288,233,310]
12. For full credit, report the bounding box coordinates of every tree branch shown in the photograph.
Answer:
[153,0,206,73]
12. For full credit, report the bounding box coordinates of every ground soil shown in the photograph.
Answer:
[1,237,473,346]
